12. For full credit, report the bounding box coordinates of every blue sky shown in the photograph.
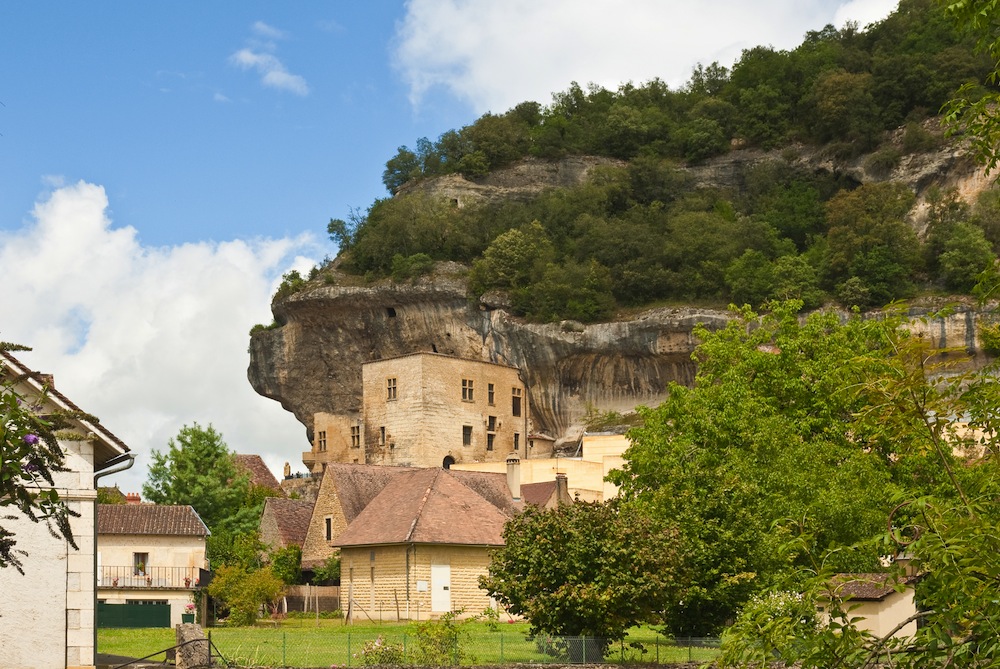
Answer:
[0,0,898,493]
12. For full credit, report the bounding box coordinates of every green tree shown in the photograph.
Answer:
[143,423,250,533]
[269,544,302,585]
[938,221,996,290]
[719,305,1000,669]
[609,304,919,635]
[207,564,285,626]
[481,500,680,656]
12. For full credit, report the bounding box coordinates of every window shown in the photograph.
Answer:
[351,425,360,448]
[487,415,497,431]
[487,433,495,451]
[126,599,168,606]
[488,383,495,405]
[462,378,474,402]
[514,433,520,451]
[317,430,327,452]
[387,377,397,401]
[133,552,149,575]
[379,426,386,446]
[512,387,522,417]
[463,425,472,446]
[325,517,333,541]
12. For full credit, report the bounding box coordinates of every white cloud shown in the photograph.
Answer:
[229,22,310,96]
[0,181,324,493]
[393,0,899,114]
[253,21,287,40]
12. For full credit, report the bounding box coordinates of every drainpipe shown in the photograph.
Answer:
[93,452,136,663]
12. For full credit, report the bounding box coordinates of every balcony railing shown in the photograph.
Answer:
[99,565,201,590]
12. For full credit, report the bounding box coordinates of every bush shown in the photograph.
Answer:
[354,635,405,666]
[864,146,902,176]
[413,610,471,665]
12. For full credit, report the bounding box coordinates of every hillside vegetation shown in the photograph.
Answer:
[286,0,1000,322]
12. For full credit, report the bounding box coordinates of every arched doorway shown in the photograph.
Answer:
[442,455,455,469]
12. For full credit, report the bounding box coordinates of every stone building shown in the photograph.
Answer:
[307,353,548,472]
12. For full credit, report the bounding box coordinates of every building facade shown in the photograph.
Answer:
[96,504,209,627]
[309,353,544,471]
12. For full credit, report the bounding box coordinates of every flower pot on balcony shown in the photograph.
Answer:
[181,614,195,623]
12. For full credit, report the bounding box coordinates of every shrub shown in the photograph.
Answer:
[864,146,902,177]
[355,635,405,666]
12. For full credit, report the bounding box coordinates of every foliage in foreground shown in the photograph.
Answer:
[1,343,83,572]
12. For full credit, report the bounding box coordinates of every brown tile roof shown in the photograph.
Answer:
[831,573,917,601]
[520,480,557,507]
[263,497,314,547]
[449,469,520,515]
[334,468,511,548]
[98,504,209,536]
[322,463,412,523]
[234,454,281,491]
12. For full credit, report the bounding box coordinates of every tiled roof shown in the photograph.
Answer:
[263,497,314,547]
[334,468,511,548]
[98,504,209,536]
[449,469,520,515]
[323,463,412,523]
[234,454,281,491]
[831,573,916,601]
[520,480,557,507]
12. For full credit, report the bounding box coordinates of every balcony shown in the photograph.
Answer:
[98,566,202,590]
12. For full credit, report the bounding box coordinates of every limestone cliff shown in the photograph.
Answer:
[248,144,997,453]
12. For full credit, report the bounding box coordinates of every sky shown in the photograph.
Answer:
[0,0,899,494]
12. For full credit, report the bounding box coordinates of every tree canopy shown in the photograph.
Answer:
[142,423,259,534]
[480,500,680,652]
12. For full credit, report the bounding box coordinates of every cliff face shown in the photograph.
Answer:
[248,265,989,451]
[248,265,725,447]
[248,146,996,451]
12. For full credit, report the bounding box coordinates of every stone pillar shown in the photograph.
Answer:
[175,623,209,669]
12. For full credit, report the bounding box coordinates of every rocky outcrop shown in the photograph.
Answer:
[248,264,991,452]
[248,265,727,449]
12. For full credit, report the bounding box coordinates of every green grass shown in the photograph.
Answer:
[98,621,720,667]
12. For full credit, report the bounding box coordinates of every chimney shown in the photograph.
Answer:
[506,454,521,501]
[555,472,571,505]
[125,492,141,505]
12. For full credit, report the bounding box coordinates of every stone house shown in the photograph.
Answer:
[0,350,132,669]
[234,453,282,492]
[333,467,516,621]
[307,352,549,472]
[96,503,209,627]
[259,497,314,552]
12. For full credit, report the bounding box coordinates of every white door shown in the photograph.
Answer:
[431,563,451,612]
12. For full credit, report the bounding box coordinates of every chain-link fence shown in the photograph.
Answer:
[203,627,720,668]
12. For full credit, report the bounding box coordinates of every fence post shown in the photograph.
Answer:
[656,634,659,665]
[583,636,587,664]
[347,632,351,667]
[283,631,286,668]
[500,633,504,663]
[688,637,692,662]
[620,638,624,663]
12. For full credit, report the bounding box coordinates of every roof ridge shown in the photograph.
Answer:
[404,469,440,543]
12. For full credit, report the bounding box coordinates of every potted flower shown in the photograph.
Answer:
[182,603,196,624]
[183,576,191,588]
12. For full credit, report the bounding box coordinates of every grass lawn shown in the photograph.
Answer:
[98,620,720,667]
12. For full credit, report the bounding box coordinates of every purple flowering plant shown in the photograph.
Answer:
[1,345,78,573]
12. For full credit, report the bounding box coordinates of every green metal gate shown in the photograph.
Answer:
[98,601,171,628]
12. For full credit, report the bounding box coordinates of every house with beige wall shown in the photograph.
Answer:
[334,467,515,621]
[452,431,629,502]
[0,350,132,669]
[308,353,547,472]
[260,497,314,552]
[820,573,919,639]
[96,504,209,627]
